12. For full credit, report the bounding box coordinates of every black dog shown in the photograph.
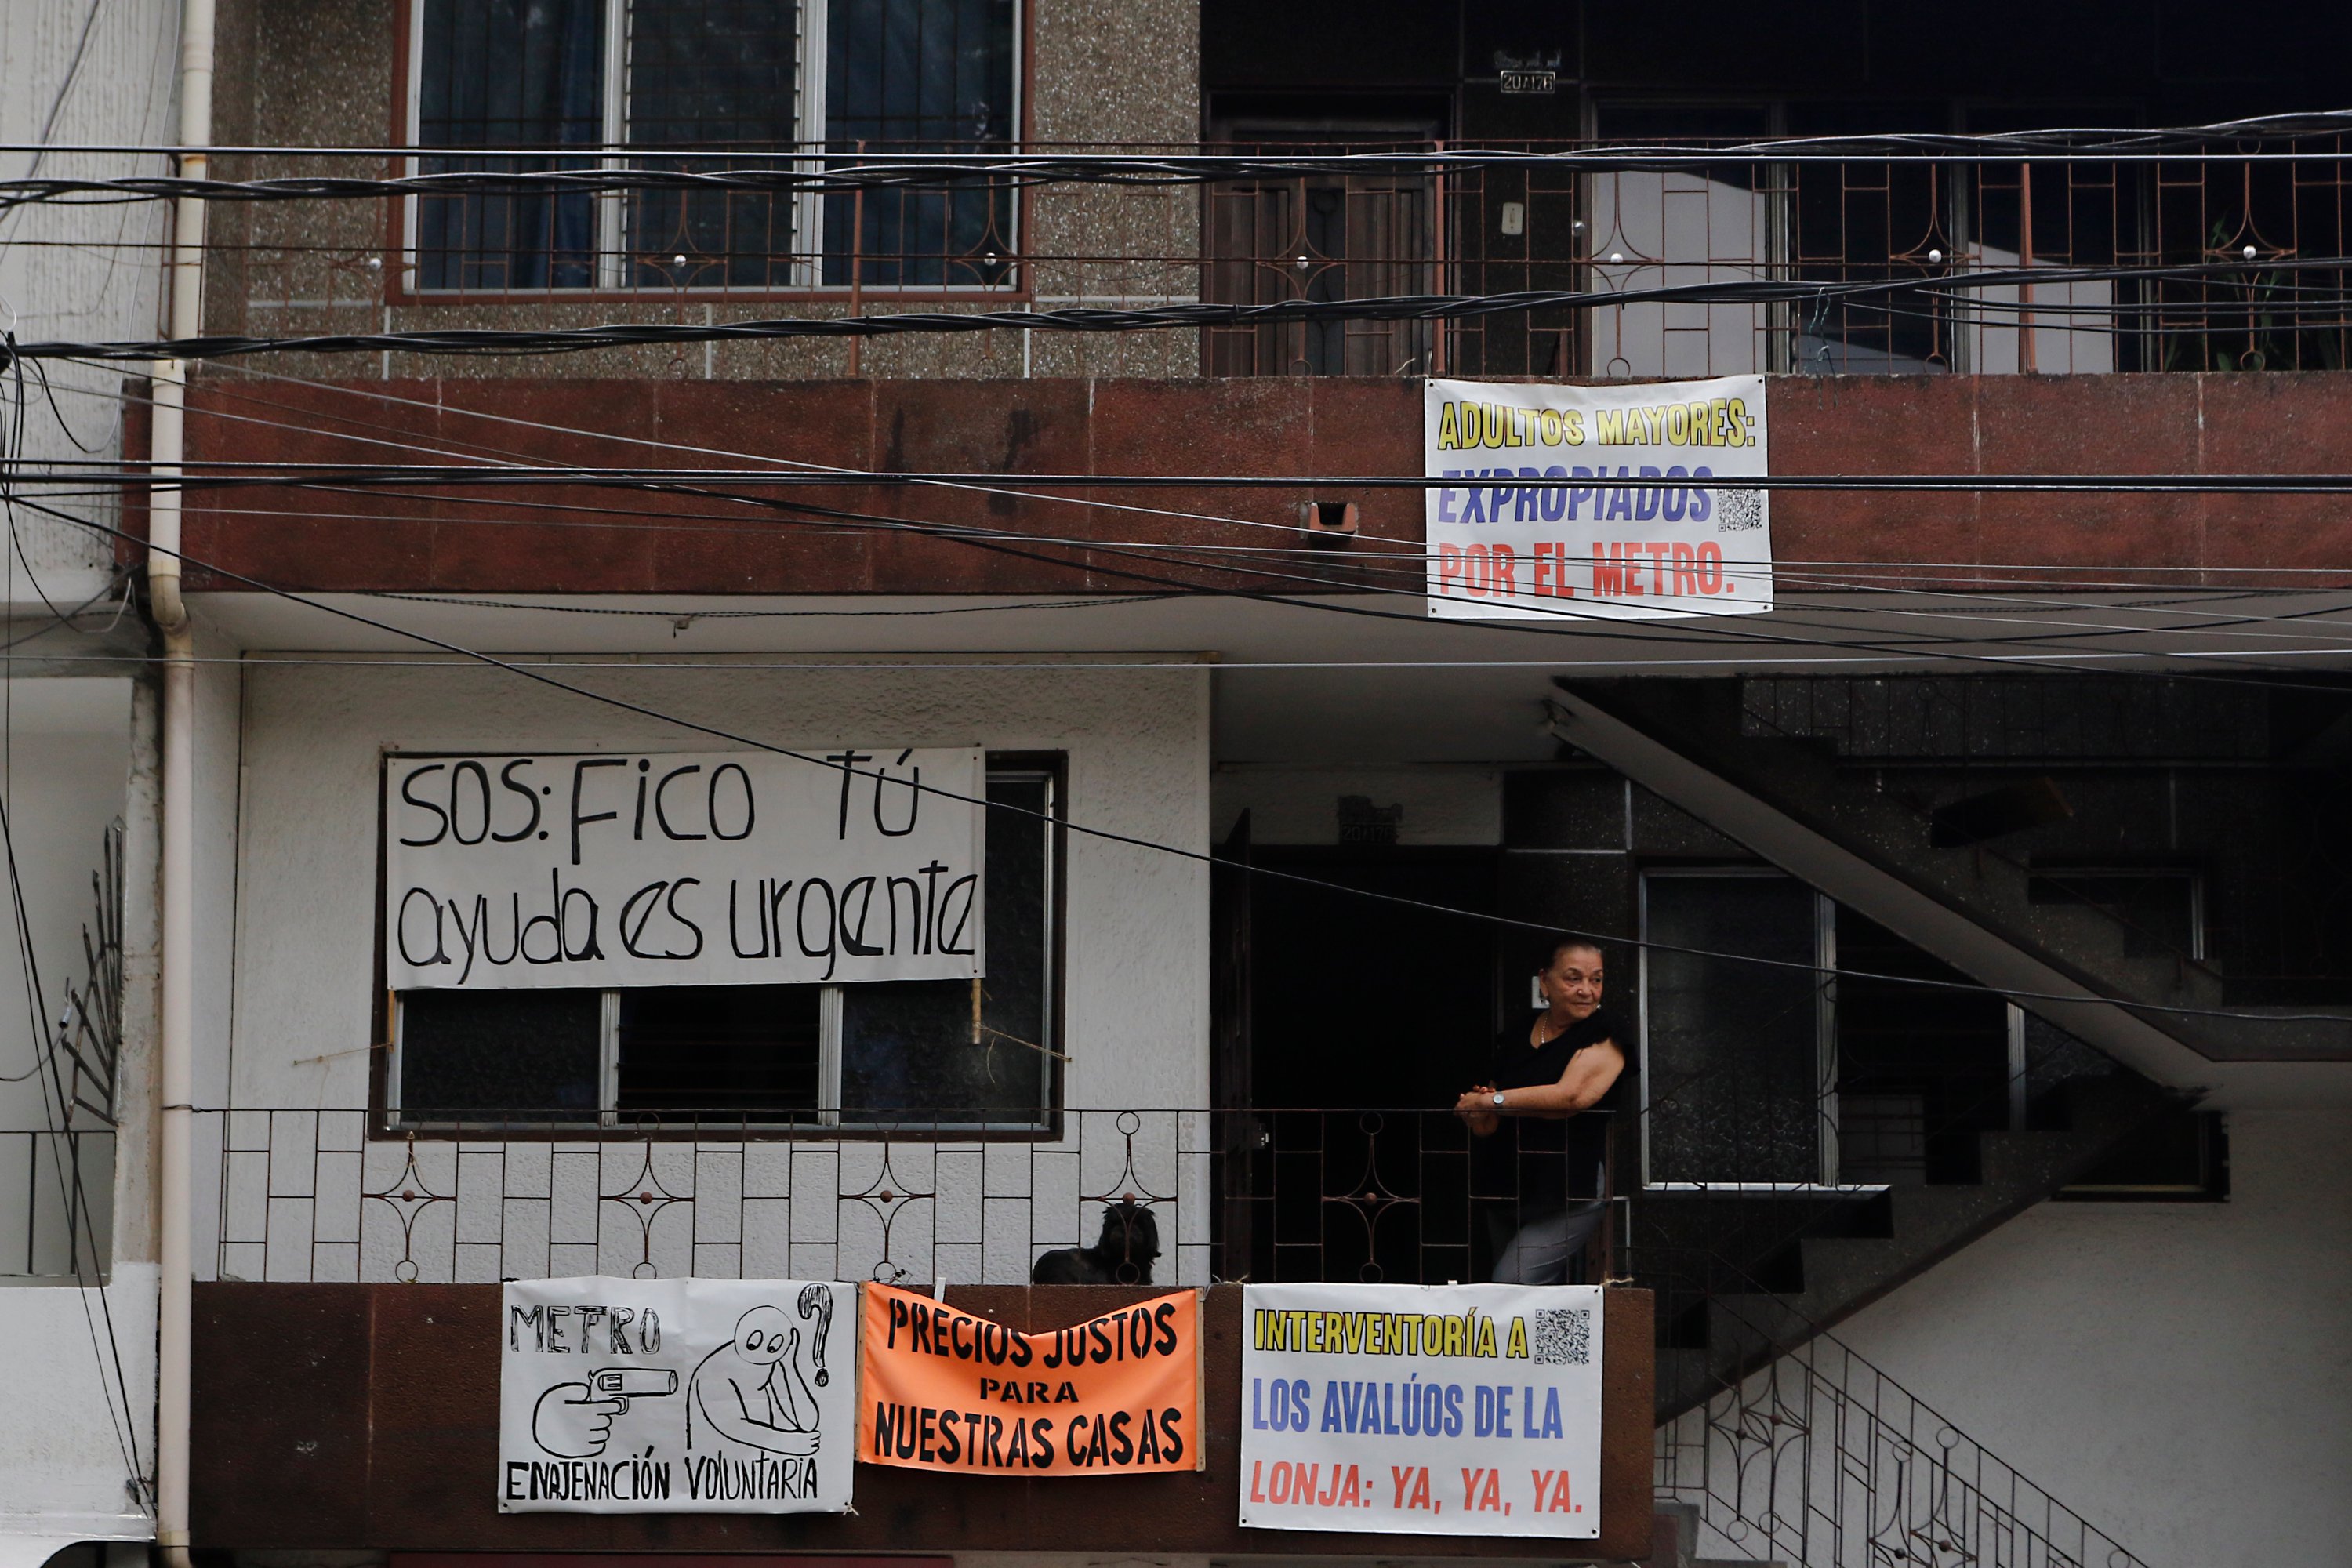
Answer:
[1030,1200,1160,1285]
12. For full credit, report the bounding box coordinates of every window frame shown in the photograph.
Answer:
[1581,96,1980,378]
[1584,98,1795,380]
[371,750,1067,1139]
[1635,864,1853,1192]
[387,0,1031,304]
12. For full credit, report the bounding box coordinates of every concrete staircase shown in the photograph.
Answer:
[1639,1072,2175,1420]
[1542,676,2220,1421]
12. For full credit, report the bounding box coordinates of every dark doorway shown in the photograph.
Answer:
[1228,847,1500,1283]
[1834,909,2012,1184]
[1247,848,1500,1109]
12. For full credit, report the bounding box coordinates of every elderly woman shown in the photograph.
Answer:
[1456,938,1628,1285]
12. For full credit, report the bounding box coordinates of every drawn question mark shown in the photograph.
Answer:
[797,1283,834,1386]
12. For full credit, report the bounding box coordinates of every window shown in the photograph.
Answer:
[409,0,1018,292]
[1202,114,1439,376]
[821,0,1019,287]
[413,0,604,290]
[2057,1106,2229,1201]
[388,763,1058,1129]
[1586,104,1778,380]
[1584,100,2132,378]
[1639,874,2012,1189]
[1639,868,1833,1186]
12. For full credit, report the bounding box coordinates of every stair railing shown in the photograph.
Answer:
[1651,1269,2150,1568]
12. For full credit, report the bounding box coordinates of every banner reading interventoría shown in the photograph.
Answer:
[1425,375,1772,621]
[858,1283,1204,1475]
[1238,1282,1604,1539]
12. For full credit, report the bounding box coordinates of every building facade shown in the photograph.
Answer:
[4,2,2352,1566]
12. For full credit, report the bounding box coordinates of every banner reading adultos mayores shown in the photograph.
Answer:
[858,1284,1203,1475]
[1425,375,1772,621]
[1239,1283,1604,1539]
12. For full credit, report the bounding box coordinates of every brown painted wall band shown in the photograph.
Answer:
[191,1281,1653,1561]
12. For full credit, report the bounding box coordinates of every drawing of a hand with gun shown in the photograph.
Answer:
[532,1367,677,1458]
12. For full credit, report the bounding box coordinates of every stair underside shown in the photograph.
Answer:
[1560,677,2352,1062]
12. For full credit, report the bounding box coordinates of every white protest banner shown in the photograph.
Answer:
[386,747,985,989]
[1425,374,1771,620]
[1238,1283,1603,1540]
[499,1276,857,1513]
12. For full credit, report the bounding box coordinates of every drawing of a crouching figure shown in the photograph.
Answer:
[687,1298,827,1457]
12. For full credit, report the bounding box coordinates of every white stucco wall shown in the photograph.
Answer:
[212,655,1211,1286]
[0,1265,157,1543]
[1820,1109,2352,1566]
[0,678,152,1550]
[0,681,133,1272]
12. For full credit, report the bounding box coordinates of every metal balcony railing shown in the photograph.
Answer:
[0,1127,117,1280]
[193,1105,1626,1289]
[191,970,2107,1291]
[0,822,125,1280]
[191,1100,2152,1566]
[185,135,2352,378]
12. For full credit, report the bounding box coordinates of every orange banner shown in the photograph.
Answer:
[857,1285,1203,1475]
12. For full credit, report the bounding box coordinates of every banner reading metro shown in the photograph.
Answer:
[1425,374,1773,622]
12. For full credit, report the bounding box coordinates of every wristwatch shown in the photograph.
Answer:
[1490,1091,1507,1107]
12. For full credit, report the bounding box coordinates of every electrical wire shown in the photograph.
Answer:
[0,0,111,201]
[122,365,2336,665]
[8,106,2352,198]
[18,399,2352,1025]
[28,466,2352,682]
[18,340,2352,1020]
[5,481,2348,1032]
[45,459,2352,496]
[143,483,2352,662]
[85,358,1372,546]
[30,459,2352,673]
[62,387,2352,660]
[96,362,2352,593]
[5,257,2341,362]
[170,474,2352,673]
[38,358,2352,669]
[56,354,2352,624]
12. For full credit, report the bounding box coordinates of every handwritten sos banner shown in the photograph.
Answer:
[1426,374,1772,621]
[498,1276,857,1514]
[385,748,984,989]
[858,1284,1203,1476]
[1239,1283,1603,1540]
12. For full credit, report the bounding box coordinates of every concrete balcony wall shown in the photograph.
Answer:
[188,1283,1654,1559]
[150,372,2352,597]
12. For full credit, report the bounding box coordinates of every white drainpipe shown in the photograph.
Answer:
[151,0,213,1563]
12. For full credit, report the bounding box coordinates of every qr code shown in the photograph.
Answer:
[1531,1307,1591,1366]
[1714,487,1766,532]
